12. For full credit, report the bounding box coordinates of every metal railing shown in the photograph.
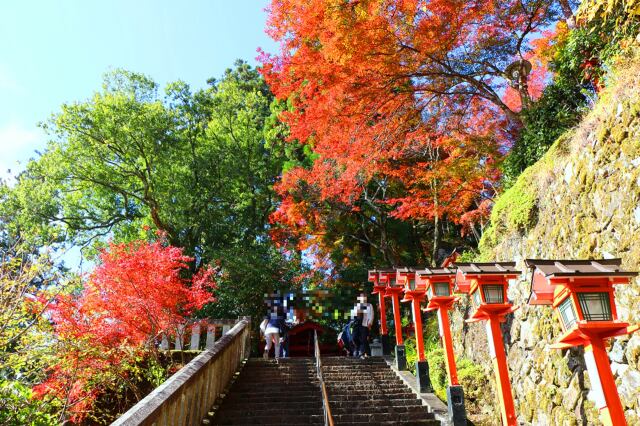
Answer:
[112,318,251,426]
[314,330,335,426]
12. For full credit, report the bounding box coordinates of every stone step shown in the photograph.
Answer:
[218,401,322,410]
[327,386,414,393]
[229,384,319,390]
[328,392,417,400]
[210,415,324,425]
[213,356,443,426]
[338,421,441,426]
[236,377,317,383]
[226,392,321,399]
[323,379,404,386]
[327,396,421,405]
[214,407,324,417]
[221,396,322,405]
[331,406,434,419]
[331,412,435,422]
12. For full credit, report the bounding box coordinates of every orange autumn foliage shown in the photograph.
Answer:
[261,0,567,257]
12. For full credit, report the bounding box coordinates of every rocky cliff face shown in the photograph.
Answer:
[451,53,640,425]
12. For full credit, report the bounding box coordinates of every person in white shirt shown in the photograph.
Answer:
[350,293,374,358]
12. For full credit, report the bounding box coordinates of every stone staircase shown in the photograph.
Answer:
[210,357,324,425]
[210,356,441,425]
[322,357,441,425]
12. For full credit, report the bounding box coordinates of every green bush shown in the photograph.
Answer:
[456,358,493,416]
[503,16,638,186]
[502,83,584,187]
[0,380,57,426]
[426,348,448,401]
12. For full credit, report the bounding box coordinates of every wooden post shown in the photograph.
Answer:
[378,292,388,335]
[391,293,403,345]
[487,316,517,426]
[412,298,425,361]
[585,338,627,426]
[438,306,459,385]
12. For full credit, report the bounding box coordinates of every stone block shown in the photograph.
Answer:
[625,334,640,369]
[609,339,626,363]
[561,373,581,411]
[618,368,640,410]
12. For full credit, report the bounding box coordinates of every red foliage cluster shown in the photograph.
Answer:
[34,239,216,422]
[260,0,565,257]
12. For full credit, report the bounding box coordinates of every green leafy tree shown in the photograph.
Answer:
[3,61,296,318]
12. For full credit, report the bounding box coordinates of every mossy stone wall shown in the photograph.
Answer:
[450,54,640,425]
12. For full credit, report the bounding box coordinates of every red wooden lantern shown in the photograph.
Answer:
[455,262,520,426]
[419,266,466,426]
[397,266,432,390]
[526,259,639,426]
[368,269,388,338]
[419,268,459,384]
[398,268,424,353]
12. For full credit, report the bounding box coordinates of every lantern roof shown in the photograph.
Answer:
[454,262,519,276]
[395,266,420,273]
[524,259,637,279]
[526,258,637,305]
[416,267,457,276]
[369,268,396,274]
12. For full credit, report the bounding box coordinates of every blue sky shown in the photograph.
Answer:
[0,0,277,180]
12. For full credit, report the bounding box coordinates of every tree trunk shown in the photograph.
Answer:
[432,191,440,267]
[558,0,575,28]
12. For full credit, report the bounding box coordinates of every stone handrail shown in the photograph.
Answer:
[112,318,251,426]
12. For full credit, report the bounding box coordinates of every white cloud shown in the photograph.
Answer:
[0,120,45,182]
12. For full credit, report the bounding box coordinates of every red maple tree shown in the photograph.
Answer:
[34,238,215,422]
[261,0,569,263]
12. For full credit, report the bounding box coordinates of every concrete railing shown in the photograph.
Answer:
[112,318,251,426]
[160,319,238,351]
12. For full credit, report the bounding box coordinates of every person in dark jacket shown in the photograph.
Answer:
[351,293,374,358]
[338,318,356,356]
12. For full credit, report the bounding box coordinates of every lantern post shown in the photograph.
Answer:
[418,267,466,426]
[526,259,639,426]
[368,269,391,355]
[379,269,406,370]
[455,262,520,426]
[397,267,432,392]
